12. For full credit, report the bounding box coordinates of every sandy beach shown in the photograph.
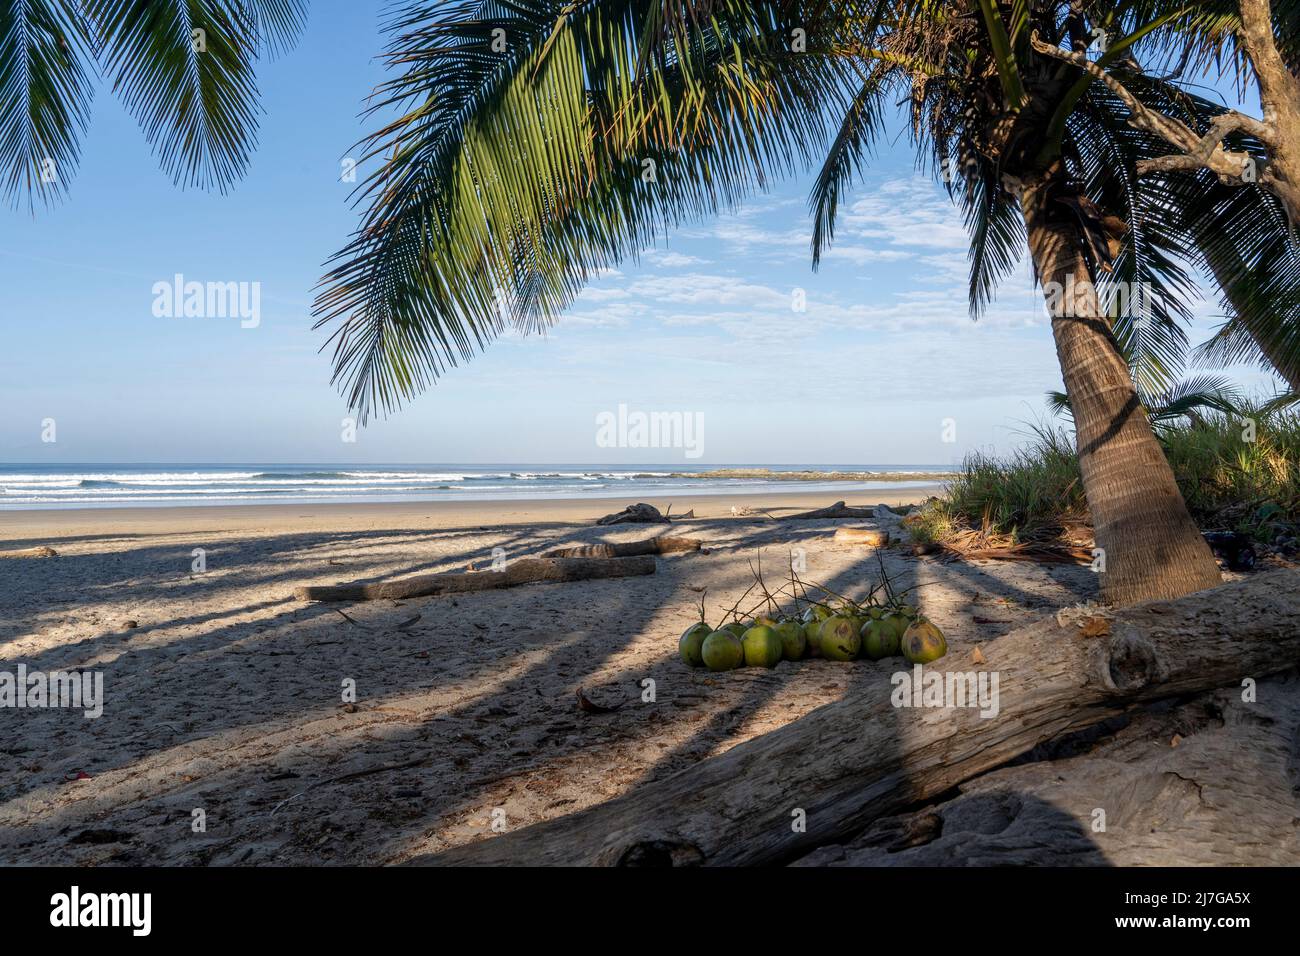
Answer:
[0,489,1112,865]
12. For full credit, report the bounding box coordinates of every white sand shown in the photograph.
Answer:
[0,492,1099,864]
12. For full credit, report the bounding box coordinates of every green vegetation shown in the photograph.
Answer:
[913,405,1300,547]
[1162,401,1300,539]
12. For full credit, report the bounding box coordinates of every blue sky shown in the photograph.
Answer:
[0,4,1282,466]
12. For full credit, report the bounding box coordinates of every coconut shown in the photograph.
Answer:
[802,604,833,624]
[678,622,712,667]
[803,619,824,657]
[773,619,807,661]
[702,630,745,671]
[861,617,901,660]
[819,615,861,661]
[901,617,948,664]
[723,621,748,638]
[741,624,784,668]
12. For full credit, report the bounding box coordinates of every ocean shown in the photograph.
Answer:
[0,464,950,510]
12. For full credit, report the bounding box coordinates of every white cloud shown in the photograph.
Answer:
[839,176,971,251]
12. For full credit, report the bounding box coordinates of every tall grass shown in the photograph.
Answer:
[911,405,1300,546]
[1161,401,1300,537]
[908,424,1085,546]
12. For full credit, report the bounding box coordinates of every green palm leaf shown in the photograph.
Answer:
[314,0,860,421]
[0,0,96,208]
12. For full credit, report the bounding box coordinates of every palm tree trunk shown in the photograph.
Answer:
[1020,173,1223,606]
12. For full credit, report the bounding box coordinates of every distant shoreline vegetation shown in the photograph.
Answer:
[662,469,957,482]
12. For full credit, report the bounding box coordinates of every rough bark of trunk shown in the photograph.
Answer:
[1238,0,1300,223]
[418,569,1300,866]
[794,673,1300,866]
[1020,170,1223,606]
[544,536,700,558]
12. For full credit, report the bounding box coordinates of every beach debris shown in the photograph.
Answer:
[69,828,132,845]
[778,501,875,520]
[295,555,656,602]
[596,502,669,525]
[545,534,701,558]
[833,527,890,546]
[332,608,370,628]
[576,687,624,714]
[122,619,139,630]
[971,645,987,665]
[0,545,58,558]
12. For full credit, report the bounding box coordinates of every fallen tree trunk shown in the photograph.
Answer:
[545,536,701,559]
[832,528,889,546]
[596,503,668,525]
[0,546,58,558]
[295,556,656,602]
[778,501,874,520]
[422,569,1300,866]
[795,673,1300,866]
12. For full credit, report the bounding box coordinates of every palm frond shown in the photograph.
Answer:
[0,0,96,208]
[314,0,860,420]
[85,0,304,191]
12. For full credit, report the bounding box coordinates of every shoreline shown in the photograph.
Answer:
[0,487,938,542]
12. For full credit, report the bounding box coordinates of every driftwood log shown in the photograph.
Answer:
[778,501,874,520]
[832,528,890,546]
[0,546,58,558]
[294,556,655,602]
[795,672,1300,866]
[423,569,1300,866]
[596,503,668,525]
[545,536,701,559]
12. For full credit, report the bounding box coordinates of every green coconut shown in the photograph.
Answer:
[741,624,784,668]
[881,610,912,643]
[802,604,833,624]
[723,621,748,638]
[701,630,745,671]
[819,614,862,661]
[901,617,948,664]
[678,621,712,667]
[861,617,901,660]
[773,619,807,661]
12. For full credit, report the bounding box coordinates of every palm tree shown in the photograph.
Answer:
[0,0,307,208]
[316,1,1242,604]
[1035,0,1300,392]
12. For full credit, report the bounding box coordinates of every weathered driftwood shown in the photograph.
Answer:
[596,503,668,525]
[778,501,874,520]
[832,528,890,546]
[422,569,1300,866]
[545,536,701,559]
[295,556,656,602]
[796,673,1300,866]
[0,546,58,558]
